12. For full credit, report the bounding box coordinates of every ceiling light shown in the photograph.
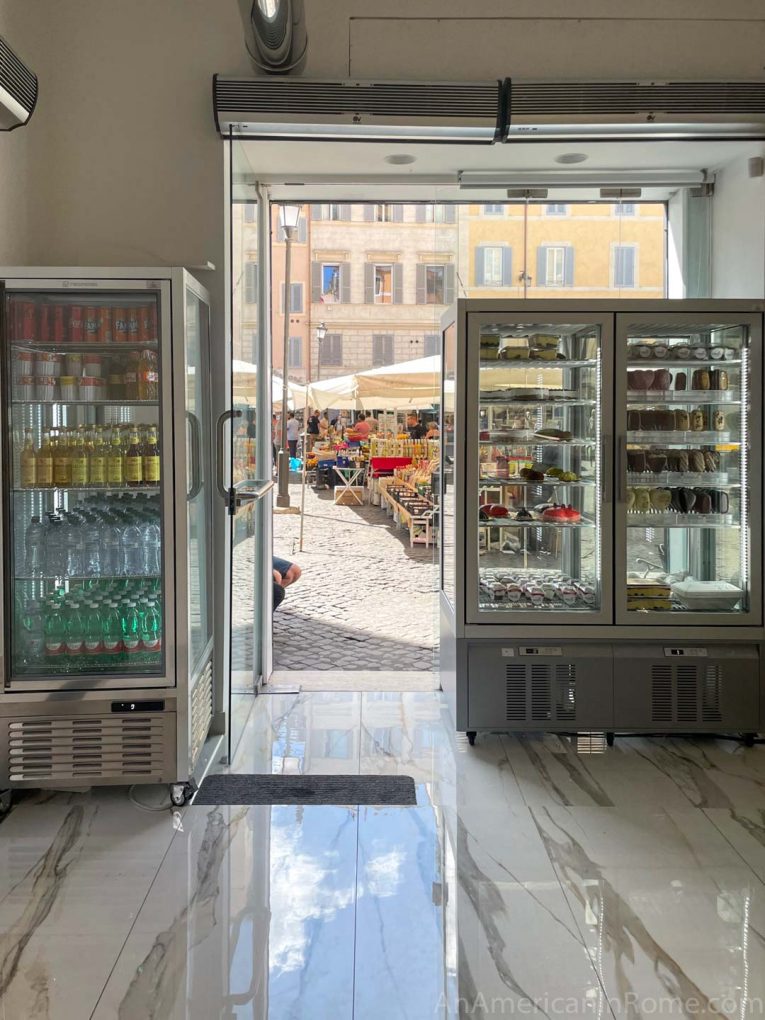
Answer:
[555,153,588,165]
[385,154,416,165]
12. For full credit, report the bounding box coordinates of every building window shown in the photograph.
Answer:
[322,264,340,301]
[287,336,303,369]
[244,204,256,224]
[281,281,304,314]
[615,202,636,217]
[416,263,455,305]
[320,333,343,366]
[423,333,440,357]
[546,203,568,216]
[475,246,512,287]
[536,245,574,287]
[374,265,393,303]
[372,334,395,367]
[244,263,258,304]
[365,203,403,223]
[313,203,349,221]
[483,204,503,215]
[613,244,637,288]
[417,204,456,223]
[312,262,349,304]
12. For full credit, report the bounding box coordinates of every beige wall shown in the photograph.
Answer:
[0,1,30,264]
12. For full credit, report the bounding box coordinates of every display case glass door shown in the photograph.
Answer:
[615,312,762,625]
[465,312,613,624]
[3,281,174,688]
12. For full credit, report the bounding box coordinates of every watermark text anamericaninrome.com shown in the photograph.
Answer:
[438,993,765,1015]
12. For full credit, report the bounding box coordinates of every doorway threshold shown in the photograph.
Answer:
[269,670,438,693]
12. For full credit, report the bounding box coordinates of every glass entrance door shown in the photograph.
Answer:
[228,184,274,759]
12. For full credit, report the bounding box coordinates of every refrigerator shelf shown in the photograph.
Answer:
[11,341,158,353]
[627,358,742,368]
[15,574,162,582]
[626,390,740,404]
[626,514,737,528]
[627,472,734,486]
[480,358,598,369]
[480,476,597,487]
[479,435,591,447]
[11,399,158,406]
[480,398,596,407]
[479,517,596,529]
[478,599,596,612]
[627,431,734,444]
[13,485,160,494]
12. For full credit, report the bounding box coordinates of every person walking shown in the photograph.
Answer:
[286,412,300,461]
[306,409,320,452]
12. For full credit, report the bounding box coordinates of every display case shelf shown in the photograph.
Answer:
[479,435,591,447]
[626,513,736,527]
[15,573,162,582]
[480,398,597,407]
[480,358,598,369]
[11,341,158,353]
[480,477,597,487]
[11,399,158,407]
[13,485,160,494]
[479,517,596,529]
[626,390,740,404]
[626,472,735,486]
[627,431,734,444]
[627,358,742,368]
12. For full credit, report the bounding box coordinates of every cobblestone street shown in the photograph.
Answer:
[272,481,438,672]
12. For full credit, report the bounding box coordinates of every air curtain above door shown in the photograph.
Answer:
[213,76,765,143]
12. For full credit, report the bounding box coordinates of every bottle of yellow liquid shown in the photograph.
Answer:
[107,427,124,486]
[70,427,88,487]
[53,428,71,487]
[125,429,143,486]
[37,428,53,488]
[89,427,106,487]
[142,426,160,484]
[20,427,37,488]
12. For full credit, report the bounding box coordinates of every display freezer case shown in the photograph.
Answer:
[440,301,764,744]
[0,269,218,806]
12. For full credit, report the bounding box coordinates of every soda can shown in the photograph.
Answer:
[113,307,127,342]
[20,301,37,342]
[126,307,140,342]
[97,305,113,343]
[38,304,51,342]
[84,306,99,343]
[69,306,84,341]
[138,304,153,342]
[52,305,67,342]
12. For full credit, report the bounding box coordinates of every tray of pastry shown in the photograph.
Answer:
[626,485,733,518]
[626,578,672,611]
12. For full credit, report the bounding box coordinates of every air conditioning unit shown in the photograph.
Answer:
[0,35,38,130]
[506,80,765,140]
[213,76,507,143]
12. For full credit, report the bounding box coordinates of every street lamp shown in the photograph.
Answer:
[276,203,302,508]
[315,320,327,382]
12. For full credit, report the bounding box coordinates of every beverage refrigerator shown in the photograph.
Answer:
[0,268,218,808]
[439,300,764,745]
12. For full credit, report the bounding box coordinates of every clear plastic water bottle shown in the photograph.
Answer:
[20,599,44,665]
[83,603,103,663]
[82,517,102,577]
[141,520,162,576]
[25,517,46,577]
[141,600,162,659]
[102,601,123,660]
[121,601,141,658]
[121,520,144,576]
[45,517,65,577]
[44,604,67,661]
[100,516,122,577]
[64,517,84,578]
[64,602,84,661]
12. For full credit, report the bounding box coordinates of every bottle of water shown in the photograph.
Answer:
[83,603,103,664]
[64,517,84,578]
[121,520,144,576]
[45,517,65,577]
[44,604,67,661]
[64,602,84,661]
[102,601,123,660]
[82,517,102,577]
[25,517,45,577]
[141,519,162,576]
[142,600,162,659]
[20,599,44,665]
[121,601,140,658]
[100,516,122,576]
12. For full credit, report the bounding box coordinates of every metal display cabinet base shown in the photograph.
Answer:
[0,696,178,792]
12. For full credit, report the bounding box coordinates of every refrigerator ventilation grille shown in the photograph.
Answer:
[650,664,724,724]
[7,717,166,783]
[505,663,577,723]
[190,657,214,769]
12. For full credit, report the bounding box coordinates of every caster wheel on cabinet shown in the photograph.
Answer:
[466,731,477,747]
[606,732,615,747]
[0,790,11,816]
[170,782,196,807]
[742,733,757,748]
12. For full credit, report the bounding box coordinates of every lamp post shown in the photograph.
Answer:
[315,320,327,382]
[276,203,301,509]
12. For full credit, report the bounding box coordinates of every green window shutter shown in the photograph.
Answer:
[536,246,547,287]
[415,264,426,304]
[311,262,322,303]
[339,263,351,303]
[392,263,404,303]
[474,247,485,286]
[564,248,575,286]
[502,248,513,286]
[364,263,375,303]
[444,265,455,305]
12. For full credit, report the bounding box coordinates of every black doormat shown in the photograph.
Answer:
[192,773,417,806]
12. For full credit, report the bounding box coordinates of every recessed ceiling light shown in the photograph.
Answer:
[555,153,589,165]
[385,153,416,165]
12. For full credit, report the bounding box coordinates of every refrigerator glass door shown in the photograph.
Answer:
[616,313,762,625]
[466,312,613,624]
[4,284,172,685]
[182,283,213,675]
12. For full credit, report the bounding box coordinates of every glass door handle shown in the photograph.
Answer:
[186,412,202,501]
[232,479,274,509]
[617,435,628,502]
[601,435,612,504]
[216,408,242,503]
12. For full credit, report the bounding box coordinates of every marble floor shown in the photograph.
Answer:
[2,692,765,1018]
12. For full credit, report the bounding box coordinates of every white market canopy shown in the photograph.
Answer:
[232,360,307,409]
[306,355,445,411]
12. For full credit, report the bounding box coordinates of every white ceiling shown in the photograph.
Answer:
[233,137,764,202]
